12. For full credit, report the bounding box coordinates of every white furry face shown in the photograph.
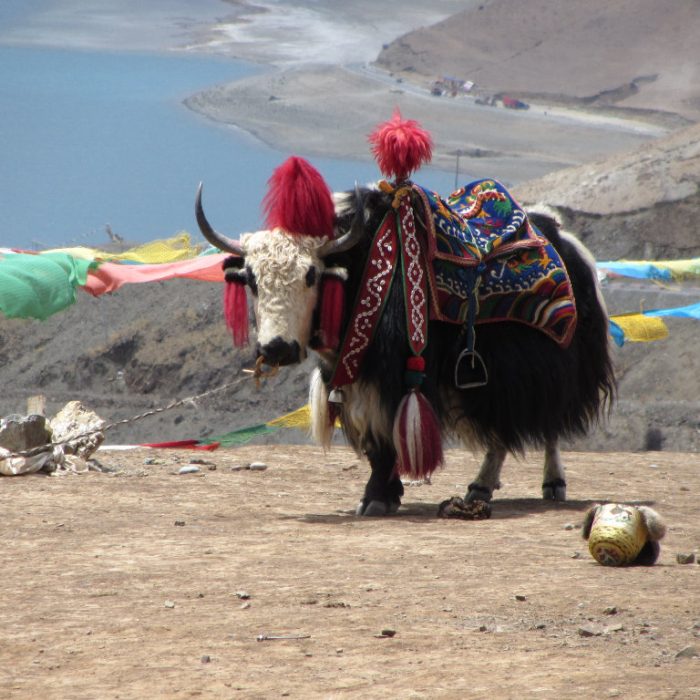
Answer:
[241,229,326,360]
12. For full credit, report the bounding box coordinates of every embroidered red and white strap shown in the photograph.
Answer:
[330,212,399,387]
[397,191,428,357]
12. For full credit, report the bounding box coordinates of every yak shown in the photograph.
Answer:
[196,114,615,516]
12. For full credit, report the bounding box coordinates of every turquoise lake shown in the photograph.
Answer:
[0,45,459,250]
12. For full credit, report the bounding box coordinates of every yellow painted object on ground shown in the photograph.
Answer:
[586,503,648,565]
[582,503,666,566]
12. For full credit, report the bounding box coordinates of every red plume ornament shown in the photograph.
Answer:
[262,156,335,238]
[368,109,433,182]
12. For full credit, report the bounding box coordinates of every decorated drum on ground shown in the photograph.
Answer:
[586,503,648,566]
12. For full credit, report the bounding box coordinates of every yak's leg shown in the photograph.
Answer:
[466,445,507,502]
[356,442,404,516]
[542,440,567,501]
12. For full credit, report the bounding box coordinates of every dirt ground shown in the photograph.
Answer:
[1,446,698,699]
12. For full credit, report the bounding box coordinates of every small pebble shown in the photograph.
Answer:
[603,606,619,615]
[143,458,156,465]
[378,629,396,638]
[578,625,602,637]
[201,655,211,664]
[249,462,268,471]
[675,646,698,660]
[178,465,200,475]
[164,600,175,609]
[676,553,696,565]
[174,520,186,527]
[514,594,527,602]
[236,591,251,600]
[564,523,576,531]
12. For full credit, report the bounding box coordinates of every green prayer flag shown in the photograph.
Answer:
[0,252,97,320]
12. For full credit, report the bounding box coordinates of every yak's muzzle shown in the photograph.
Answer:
[256,337,302,366]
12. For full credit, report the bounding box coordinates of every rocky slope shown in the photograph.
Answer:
[514,122,700,261]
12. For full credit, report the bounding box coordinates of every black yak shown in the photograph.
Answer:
[196,112,615,515]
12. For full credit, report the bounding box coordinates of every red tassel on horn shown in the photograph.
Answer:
[223,279,249,347]
[368,109,433,182]
[318,273,346,351]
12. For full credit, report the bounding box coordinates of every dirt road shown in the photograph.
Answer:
[1,446,698,698]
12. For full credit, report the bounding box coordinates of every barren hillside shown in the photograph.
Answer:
[514,122,700,260]
[377,0,700,125]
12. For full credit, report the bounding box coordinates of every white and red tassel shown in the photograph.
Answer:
[392,356,443,479]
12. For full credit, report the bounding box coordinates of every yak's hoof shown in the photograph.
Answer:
[466,482,493,503]
[542,478,567,501]
[356,499,400,516]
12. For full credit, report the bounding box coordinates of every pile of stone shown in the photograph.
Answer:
[0,401,105,476]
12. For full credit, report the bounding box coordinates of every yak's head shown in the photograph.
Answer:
[195,158,364,366]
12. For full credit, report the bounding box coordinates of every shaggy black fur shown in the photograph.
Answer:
[323,187,616,510]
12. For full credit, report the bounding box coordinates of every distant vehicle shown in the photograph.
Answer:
[502,96,530,110]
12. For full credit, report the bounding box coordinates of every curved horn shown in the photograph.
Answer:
[318,185,366,258]
[195,183,245,256]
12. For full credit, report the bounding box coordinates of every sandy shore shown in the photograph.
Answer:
[179,0,668,185]
[185,62,666,185]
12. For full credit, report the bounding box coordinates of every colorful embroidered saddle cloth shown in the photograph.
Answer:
[415,179,577,347]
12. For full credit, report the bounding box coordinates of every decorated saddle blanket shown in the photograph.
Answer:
[415,179,577,347]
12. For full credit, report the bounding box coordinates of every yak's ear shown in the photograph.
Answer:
[637,506,667,542]
[223,255,245,271]
[581,505,601,540]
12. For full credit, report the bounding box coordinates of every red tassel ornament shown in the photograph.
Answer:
[318,272,346,351]
[392,355,444,479]
[392,388,444,479]
[223,279,249,347]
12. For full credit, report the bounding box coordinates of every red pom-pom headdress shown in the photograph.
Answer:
[368,109,433,182]
[262,156,335,238]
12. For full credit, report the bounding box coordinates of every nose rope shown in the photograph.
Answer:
[1,369,268,462]
[242,355,280,388]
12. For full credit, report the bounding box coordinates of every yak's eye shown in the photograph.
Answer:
[305,266,317,288]
[245,265,258,296]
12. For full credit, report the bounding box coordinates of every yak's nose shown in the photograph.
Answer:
[256,337,301,366]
